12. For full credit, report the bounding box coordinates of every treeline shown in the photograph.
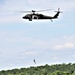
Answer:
[0,63,75,75]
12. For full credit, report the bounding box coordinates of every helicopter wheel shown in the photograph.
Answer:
[29,18,32,21]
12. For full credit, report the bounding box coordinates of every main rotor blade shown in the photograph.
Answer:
[16,9,53,13]
[16,10,36,13]
[36,9,53,12]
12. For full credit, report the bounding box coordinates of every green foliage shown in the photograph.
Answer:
[0,63,75,75]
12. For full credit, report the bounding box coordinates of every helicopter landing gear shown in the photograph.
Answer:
[50,19,53,22]
[29,18,32,21]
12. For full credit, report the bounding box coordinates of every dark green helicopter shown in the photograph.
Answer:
[22,8,62,21]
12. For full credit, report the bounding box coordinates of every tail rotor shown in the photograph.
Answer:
[55,8,63,13]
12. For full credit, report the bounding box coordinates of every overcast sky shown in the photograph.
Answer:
[0,0,75,70]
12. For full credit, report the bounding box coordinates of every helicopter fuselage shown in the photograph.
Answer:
[23,13,53,21]
[22,8,61,21]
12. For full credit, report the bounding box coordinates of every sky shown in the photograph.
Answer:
[0,0,75,70]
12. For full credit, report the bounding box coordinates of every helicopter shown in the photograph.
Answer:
[22,8,62,21]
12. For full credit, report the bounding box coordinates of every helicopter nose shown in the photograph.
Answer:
[23,16,25,19]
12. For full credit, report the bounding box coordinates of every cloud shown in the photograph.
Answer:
[64,43,75,48]
[22,51,37,56]
[54,42,75,50]
[63,35,75,40]
[27,0,75,11]
[54,44,63,50]
[72,54,75,58]
[1,0,75,12]
[0,30,75,51]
